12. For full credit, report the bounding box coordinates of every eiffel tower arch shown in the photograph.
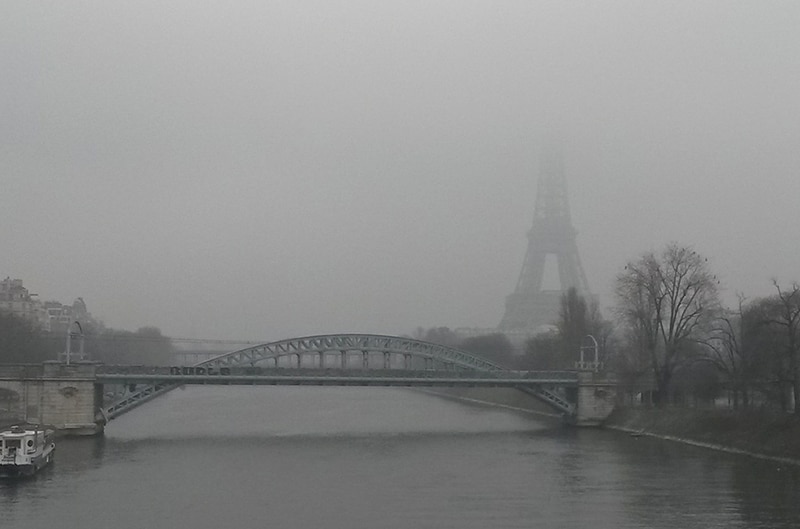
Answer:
[499,153,591,333]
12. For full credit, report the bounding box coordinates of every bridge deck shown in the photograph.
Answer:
[97,367,579,388]
[98,363,583,421]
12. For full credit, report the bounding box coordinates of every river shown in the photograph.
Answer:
[2,387,799,528]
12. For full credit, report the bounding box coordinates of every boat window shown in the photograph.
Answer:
[6,439,21,449]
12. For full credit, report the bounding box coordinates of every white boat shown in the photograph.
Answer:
[0,425,56,477]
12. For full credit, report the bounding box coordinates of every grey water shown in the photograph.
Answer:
[2,387,799,528]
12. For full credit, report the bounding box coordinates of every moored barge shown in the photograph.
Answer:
[0,425,56,477]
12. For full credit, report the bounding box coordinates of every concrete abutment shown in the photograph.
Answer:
[571,371,618,426]
[0,362,104,436]
[423,372,619,427]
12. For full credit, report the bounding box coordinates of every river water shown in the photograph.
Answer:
[2,387,799,528]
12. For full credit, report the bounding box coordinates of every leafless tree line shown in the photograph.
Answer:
[612,242,800,412]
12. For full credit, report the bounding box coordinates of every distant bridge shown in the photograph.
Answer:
[99,334,612,424]
[0,334,617,434]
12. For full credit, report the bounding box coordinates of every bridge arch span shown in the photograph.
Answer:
[102,334,584,423]
[195,334,507,373]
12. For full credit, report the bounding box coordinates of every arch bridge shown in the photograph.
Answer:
[0,335,617,434]
[99,334,613,424]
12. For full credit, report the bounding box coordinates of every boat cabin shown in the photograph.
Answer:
[0,425,55,475]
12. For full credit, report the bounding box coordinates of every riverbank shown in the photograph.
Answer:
[604,407,800,464]
[419,387,563,420]
[429,388,800,464]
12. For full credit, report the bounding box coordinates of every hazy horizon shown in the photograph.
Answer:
[3,1,799,341]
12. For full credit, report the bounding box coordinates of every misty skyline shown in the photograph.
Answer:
[3,2,799,341]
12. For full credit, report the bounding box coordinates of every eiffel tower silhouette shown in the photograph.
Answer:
[498,152,591,332]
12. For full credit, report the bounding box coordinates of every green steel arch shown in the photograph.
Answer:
[197,334,508,372]
[101,334,575,421]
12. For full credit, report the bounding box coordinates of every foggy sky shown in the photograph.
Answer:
[3,1,799,341]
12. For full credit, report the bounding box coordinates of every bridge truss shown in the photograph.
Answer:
[101,334,577,421]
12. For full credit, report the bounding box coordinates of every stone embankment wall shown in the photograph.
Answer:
[427,380,618,426]
[604,407,800,464]
[429,388,800,464]
[0,412,21,430]
[423,387,562,419]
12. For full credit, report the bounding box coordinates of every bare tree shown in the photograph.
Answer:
[558,287,612,367]
[418,327,461,348]
[459,333,514,366]
[0,312,50,363]
[614,243,720,403]
[766,280,800,413]
[702,294,754,408]
[558,287,589,364]
[522,331,565,370]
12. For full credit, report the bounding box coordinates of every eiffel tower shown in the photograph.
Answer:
[498,153,591,333]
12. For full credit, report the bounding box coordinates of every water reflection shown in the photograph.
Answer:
[732,459,800,529]
[610,433,800,529]
[52,436,107,473]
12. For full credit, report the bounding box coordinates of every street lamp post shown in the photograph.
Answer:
[65,320,84,365]
[577,334,600,372]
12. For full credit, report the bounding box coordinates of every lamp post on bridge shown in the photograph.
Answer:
[64,320,85,365]
[576,334,600,372]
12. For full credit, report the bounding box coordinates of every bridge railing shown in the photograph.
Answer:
[97,365,580,382]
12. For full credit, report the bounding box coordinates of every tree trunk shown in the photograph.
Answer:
[655,368,672,407]
[794,368,800,414]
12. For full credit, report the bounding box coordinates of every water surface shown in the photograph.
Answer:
[2,387,798,528]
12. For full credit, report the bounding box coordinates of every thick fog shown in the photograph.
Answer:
[2,1,799,340]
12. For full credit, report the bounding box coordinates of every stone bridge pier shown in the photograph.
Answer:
[0,362,104,436]
[569,371,618,426]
